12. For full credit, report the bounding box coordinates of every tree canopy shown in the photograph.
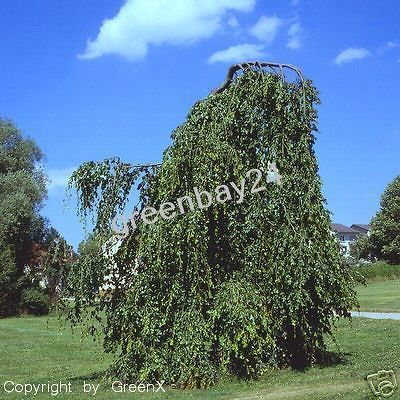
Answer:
[0,119,72,316]
[66,67,358,387]
[367,176,400,264]
[0,119,47,316]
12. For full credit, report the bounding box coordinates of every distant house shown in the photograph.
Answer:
[351,224,371,236]
[100,236,138,295]
[331,223,363,255]
[100,236,121,293]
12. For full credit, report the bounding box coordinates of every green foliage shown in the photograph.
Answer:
[68,158,147,233]
[349,234,373,261]
[0,119,47,317]
[63,234,106,327]
[41,234,75,301]
[20,287,50,316]
[66,69,358,387]
[352,261,400,282]
[367,176,400,264]
[0,245,18,316]
[212,279,274,378]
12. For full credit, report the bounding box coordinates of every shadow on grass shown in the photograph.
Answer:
[316,350,351,368]
[70,370,108,382]
[68,352,352,388]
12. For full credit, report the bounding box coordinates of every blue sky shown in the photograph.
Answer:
[0,0,399,248]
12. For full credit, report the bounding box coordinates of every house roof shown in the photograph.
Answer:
[331,223,361,234]
[351,224,371,232]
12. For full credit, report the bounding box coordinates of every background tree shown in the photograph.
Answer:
[367,176,400,264]
[0,119,72,316]
[66,67,358,387]
[349,234,373,261]
[0,119,47,316]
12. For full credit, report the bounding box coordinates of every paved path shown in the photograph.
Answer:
[351,311,400,320]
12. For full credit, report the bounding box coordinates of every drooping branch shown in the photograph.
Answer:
[67,157,160,234]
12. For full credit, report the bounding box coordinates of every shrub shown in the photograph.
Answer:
[20,288,50,315]
[352,262,400,282]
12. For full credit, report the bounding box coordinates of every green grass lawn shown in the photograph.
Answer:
[1,315,399,399]
[357,279,400,312]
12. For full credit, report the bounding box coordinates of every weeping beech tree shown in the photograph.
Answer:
[65,63,358,388]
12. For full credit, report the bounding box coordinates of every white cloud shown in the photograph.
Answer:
[334,47,370,65]
[287,22,302,50]
[79,0,256,61]
[378,40,400,55]
[47,167,76,192]
[207,43,265,64]
[387,41,400,48]
[249,15,282,44]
